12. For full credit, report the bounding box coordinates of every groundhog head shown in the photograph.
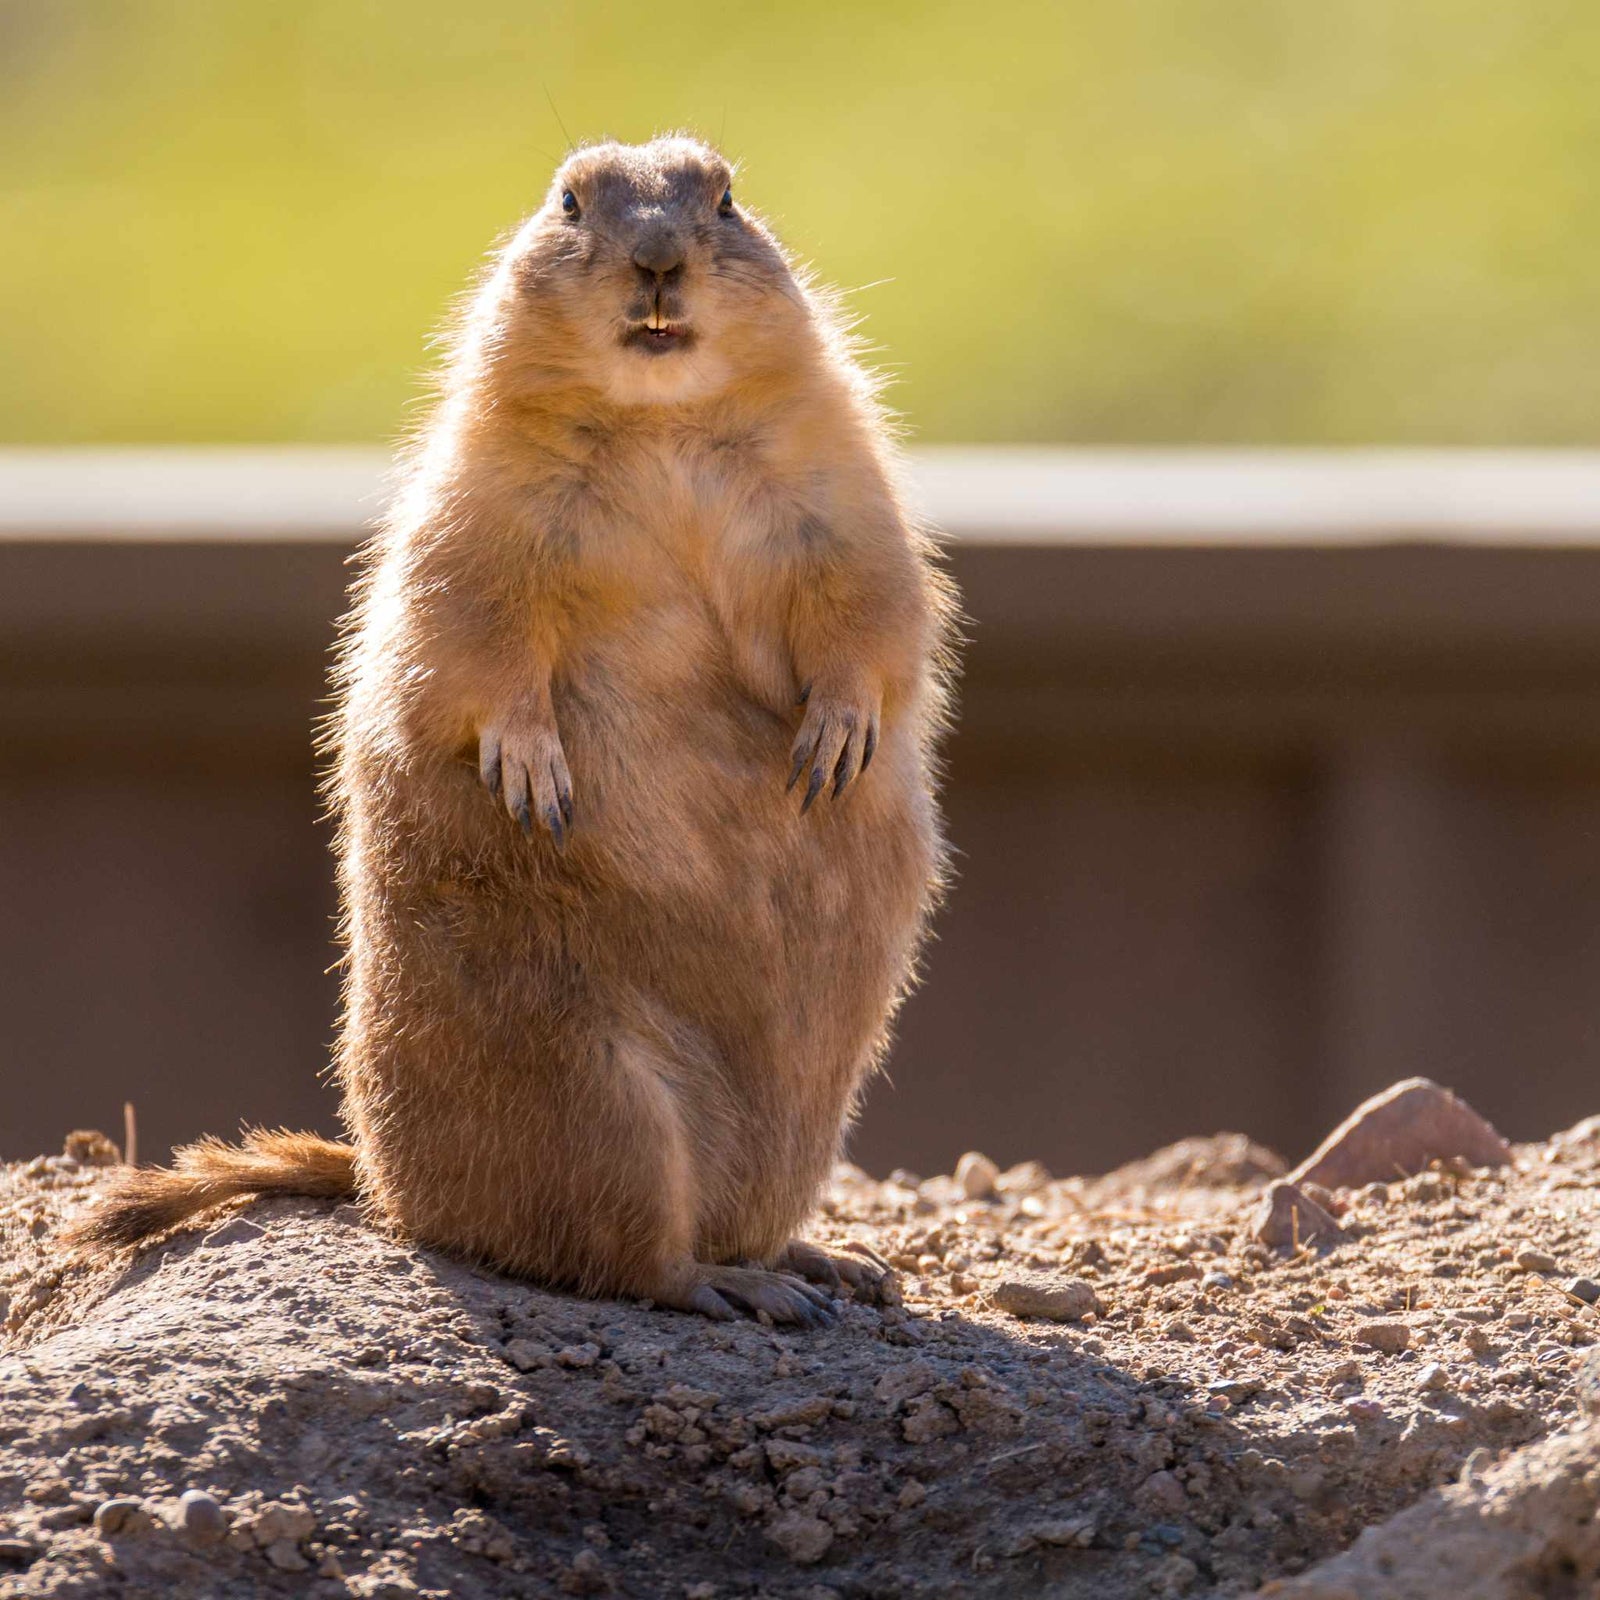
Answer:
[497,135,812,406]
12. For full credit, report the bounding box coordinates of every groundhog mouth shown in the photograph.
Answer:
[622,315,695,356]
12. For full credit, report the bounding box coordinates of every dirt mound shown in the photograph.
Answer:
[2,1095,1598,1598]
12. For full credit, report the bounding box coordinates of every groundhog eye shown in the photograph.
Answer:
[718,186,734,216]
[561,190,579,218]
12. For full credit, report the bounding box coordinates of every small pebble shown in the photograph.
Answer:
[504,1338,550,1372]
[94,1498,152,1539]
[954,1151,1000,1201]
[991,1276,1103,1323]
[36,1503,92,1530]
[765,1511,834,1565]
[0,1539,37,1568]
[1515,1248,1558,1275]
[264,1537,310,1573]
[1355,1321,1412,1354]
[1417,1361,1450,1392]
[251,1503,317,1546]
[1142,1261,1202,1288]
[175,1488,228,1543]
[1207,1378,1260,1405]
[201,1216,265,1250]
[1201,1271,1234,1291]
[1032,1515,1096,1548]
[1250,1180,1345,1250]
[1568,1278,1600,1305]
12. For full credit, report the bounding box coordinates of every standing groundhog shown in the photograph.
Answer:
[72,135,955,1327]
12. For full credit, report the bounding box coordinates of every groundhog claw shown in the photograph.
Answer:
[788,693,880,814]
[779,1238,892,1303]
[479,722,573,848]
[688,1265,838,1328]
[686,1284,738,1322]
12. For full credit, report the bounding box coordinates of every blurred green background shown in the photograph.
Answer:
[3,0,1598,445]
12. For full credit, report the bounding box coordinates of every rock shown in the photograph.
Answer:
[766,1440,826,1473]
[1208,1378,1261,1405]
[504,1337,550,1371]
[94,1497,152,1538]
[1356,1321,1412,1354]
[1201,1271,1234,1291]
[1569,1278,1600,1305]
[558,1548,609,1594]
[0,1539,37,1569]
[954,1151,1000,1200]
[1143,1261,1202,1287]
[251,1502,317,1546]
[1149,1553,1199,1596]
[201,1216,265,1249]
[1033,1514,1096,1548]
[1249,1180,1346,1249]
[901,1394,959,1443]
[1417,1361,1450,1392]
[264,1536,311,1572]
[991,1275,1103,1322]
[174,1488,228,1543]
[1087,1134,1286,1205]
[750,1395,834,1430]
[996,1160,1052,1196]
[62,1129,121,1167]
[1514,1248,1558,1274]
[1264,1420,1600,1598]
[1578,1351,1600,1416]
[874,1360,939,1408]
[556,1343,600,1368]
[37,1503,92,1529]
[766,1511,835,1565]
[1289,1077,1511,1191]
[1137,1470,1189,1516]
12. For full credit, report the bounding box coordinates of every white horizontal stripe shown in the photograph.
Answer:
[5,446,1600,545]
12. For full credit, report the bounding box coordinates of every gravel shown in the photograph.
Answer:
[1,1099,1597,1597]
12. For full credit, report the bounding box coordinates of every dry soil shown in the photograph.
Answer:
[3,1112,1599,1599]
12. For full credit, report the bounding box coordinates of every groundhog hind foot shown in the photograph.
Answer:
[661,1264,839,1329]
[777,1239,894,1305]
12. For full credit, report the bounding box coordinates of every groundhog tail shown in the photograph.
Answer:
[63,1128,357,1256]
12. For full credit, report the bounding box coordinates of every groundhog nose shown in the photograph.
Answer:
[632,234,683,279]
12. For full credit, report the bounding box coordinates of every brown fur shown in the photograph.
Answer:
[68,137,955,1324]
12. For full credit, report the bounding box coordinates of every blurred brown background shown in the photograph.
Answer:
[5,450,1599,1178]
[7,3,1600,1178]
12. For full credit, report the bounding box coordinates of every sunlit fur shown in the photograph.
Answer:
[69,136,956,1317]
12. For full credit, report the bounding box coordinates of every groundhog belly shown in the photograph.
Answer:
[556,596,924,945]
[548,603,932,1216]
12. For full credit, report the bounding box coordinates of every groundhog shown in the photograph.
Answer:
[69,135,956,1327]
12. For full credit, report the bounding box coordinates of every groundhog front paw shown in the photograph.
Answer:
[787,685,880,814]
[479,720,574,847]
